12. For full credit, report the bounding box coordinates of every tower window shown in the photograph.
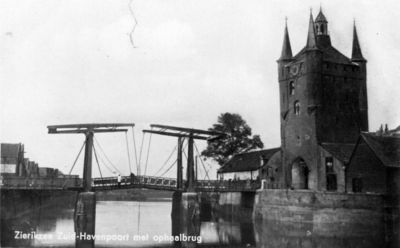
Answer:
[321,24,325,34]
[316,25,320,34]
[290,81,295,95]
[294,101,300,115]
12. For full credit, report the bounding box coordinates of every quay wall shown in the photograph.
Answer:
[218,192,256,221]
[253,189,385,223]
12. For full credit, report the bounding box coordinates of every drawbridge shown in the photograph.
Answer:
[1,123,261,193]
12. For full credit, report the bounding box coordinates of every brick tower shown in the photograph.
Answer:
[277,9,368,190]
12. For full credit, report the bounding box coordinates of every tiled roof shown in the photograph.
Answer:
[321,46,353,64]
[319,143,355,164]
[1,143,21,158]
[291,38,353,65]
[218,148,280,173]
[361,133,400,167]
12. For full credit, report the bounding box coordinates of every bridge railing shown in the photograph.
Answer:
[92,175,180,189]
[1,177,81,189]
[92,175,262,191]
[195,179,261,191]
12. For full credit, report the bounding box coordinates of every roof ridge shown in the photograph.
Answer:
[238,147,280,155]
[360,133,394,167]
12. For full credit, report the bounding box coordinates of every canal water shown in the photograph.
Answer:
[1,195,399,247]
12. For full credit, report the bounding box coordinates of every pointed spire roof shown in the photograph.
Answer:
[351,23,366,62]
[306,11,318,50]
[315,8,328,23]
[278,18,293,61]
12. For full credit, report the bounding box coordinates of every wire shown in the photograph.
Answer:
[62,140,86,188]
[93,145,103,179]
[156,138,187,178]
[144,130,153,176]
[138,133,145,176]
[153,145,177,176]
[132,126,138,173]
[125,132,132,174]
[194,141,210,180]
[94,137,122,175]
[159,159,178,177]
[93,143,115,174]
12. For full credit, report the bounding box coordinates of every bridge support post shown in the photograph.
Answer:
[74,192,96,248]
[187,135,195,192]
[172,191,201,247]
[182,192,200,221]
[83,130,94,192]
[177,137,183,189]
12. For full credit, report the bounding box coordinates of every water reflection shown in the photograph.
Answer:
[254,219,387,248]
[1,200,75,247]
[1,193,400,248]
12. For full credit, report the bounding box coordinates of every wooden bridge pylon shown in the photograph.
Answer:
[47,123,135,192]
[143,124,225,192]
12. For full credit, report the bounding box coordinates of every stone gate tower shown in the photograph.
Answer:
[276,9,368,190]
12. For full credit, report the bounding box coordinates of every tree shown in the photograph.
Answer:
[201,112,264,166]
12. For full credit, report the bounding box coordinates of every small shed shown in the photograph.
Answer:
[217,148,280,181]
[346,133,400,194]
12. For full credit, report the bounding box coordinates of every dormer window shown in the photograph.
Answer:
[294,101,300,115]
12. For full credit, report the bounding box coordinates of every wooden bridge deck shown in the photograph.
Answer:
[1,175,261,192]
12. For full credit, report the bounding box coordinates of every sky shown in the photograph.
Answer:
[1,0,400,179]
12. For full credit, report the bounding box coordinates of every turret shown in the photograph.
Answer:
[277,19,293,81]
[306,11,318,50]
[314,8,331,48]
[351,22,367,62]
[278,19,293,62]
[314,8,328,35]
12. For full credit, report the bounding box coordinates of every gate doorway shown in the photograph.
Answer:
[291,158,309,189]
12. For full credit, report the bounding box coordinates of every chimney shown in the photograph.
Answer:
[385,124,389,133]
[377,124,383,135]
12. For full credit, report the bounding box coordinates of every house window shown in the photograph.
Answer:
[326,157,336,191]
[352,177,363,193]
[326,157,334,173]
[294,101,300,115]
[290,81,295,95]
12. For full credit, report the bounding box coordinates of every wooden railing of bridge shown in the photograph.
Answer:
[1,175,263,192]
[91,176,262,192]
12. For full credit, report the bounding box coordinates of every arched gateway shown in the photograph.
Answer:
[291,158,309,189]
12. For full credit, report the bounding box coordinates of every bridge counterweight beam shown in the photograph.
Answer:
[177,137,183,189]
[83,130,94,192]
